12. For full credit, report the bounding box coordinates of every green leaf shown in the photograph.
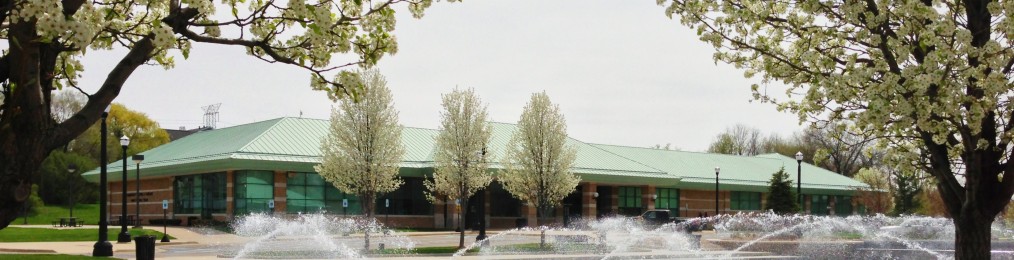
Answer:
[308,24,322,34]
[232,6,239,17]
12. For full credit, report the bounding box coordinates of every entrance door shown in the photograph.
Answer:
[464,190,484,230]
[596,186,613,218]
[562,186,582,226]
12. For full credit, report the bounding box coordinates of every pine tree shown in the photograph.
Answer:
[765,167,799,214]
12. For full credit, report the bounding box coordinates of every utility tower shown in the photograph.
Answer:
[202,103,221,129]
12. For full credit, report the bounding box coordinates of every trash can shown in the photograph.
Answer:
[134,235,156,260]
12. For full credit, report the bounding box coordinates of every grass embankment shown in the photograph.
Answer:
[0,254,120,259]
[14,204,99,226]
[0,227,173,242]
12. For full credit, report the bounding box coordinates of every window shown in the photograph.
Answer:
[489,182,521,217]
[234,171,275,215]
[286,172,359,214]
[618,186,642,216]
[655,188,679,212]
[730,191,761,210]
[810,195,830,215]
[376,177,431,215]
[835,196,853,216]
[173,173,226,217]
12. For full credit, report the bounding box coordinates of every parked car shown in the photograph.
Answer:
[635,209,675,226]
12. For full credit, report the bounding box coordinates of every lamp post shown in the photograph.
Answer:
[795,151,803,213]
[714,166,720,216]
[92,106,113,257]
[68,163,77,218]
[117,135,131,243]
[132,155,144,228]
[476,148,488,242]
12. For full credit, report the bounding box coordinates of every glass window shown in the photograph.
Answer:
[286,172,360,214]
[235,171,275,215]
[811,195,830,215]
[731,191,761,210]
[655,188,679,212]
[173,173,226,216]
[835,196,853,216]
[377,177,431,215]
[618,186,642,216]
[489,182,521,217]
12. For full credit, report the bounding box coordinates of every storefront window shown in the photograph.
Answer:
[173,173,226,217]
[286,172,359,214]
[235,171,274,215]
[655,188,679,212]
[377,177,431,215]
[618,186,642,216]
[731,191,761,210]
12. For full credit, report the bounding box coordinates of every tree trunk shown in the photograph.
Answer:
[458,198,466,249]
[538,205,548,249]
[954,213,992,259]
[362,194,374,251]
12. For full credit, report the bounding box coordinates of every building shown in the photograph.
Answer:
[83,117,866,228]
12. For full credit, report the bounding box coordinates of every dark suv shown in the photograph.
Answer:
[636,209,674,226]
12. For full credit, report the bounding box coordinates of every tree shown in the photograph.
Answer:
[424,88,493,249]
[315,69,404,251]
[892,171,923,216]
[69,103,170,163]
[764,167,798,214]
[659,0,1014,257]
[804,125,885,177]
[707,124,762,155]
[37,151,98,206]
[0,0,449,229]
[853,168,893,215]
[499,91,580,249]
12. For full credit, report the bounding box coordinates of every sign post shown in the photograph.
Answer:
[161,200,170,242]
[267,201,275,215]
[342,199,348,217]
[385,199,390,226]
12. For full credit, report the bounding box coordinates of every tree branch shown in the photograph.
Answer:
[48,36,156,150]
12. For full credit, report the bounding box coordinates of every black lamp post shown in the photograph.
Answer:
[68,163,77,218]
[476,147,488,242]
[795,151,803,213]
[92,106,113,257]
[117,135,131,243]
[714,166,720,216]
[132,154,144,228]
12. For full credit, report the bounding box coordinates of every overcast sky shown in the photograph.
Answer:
[75,0,802,152]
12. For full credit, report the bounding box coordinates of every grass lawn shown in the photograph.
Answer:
[14,204,99,226]
[0,227,173,242]
[0,254,121,260]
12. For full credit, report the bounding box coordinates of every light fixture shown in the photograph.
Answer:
[795,151,804,161]
[651,194,658,200]
[593,192,599,198]
[119,135,130,147]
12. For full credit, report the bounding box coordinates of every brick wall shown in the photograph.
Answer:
[107,177,173,224]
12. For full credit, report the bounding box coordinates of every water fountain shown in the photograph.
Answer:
[158,211,1014,259]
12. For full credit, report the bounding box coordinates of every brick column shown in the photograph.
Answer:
[273,171,287,214]
[643,185,656,211]
[524,203,537,226]
[225,171,234,217]
[610,187,619,215]
[582,182,597,219]
[433,196,446,228]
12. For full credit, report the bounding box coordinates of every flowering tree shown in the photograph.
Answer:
[499,91,579,248]
[424,87,493,249]
[659,0,1014,258]
[315,69,404,250]
[0,0,452,228]
[853,168,893,214]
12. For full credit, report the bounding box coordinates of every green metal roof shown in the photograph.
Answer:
[83,117,859,193]
[83,117,678,185]
[590,144,866,195]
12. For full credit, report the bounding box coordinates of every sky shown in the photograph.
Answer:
[75,0,802,152]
